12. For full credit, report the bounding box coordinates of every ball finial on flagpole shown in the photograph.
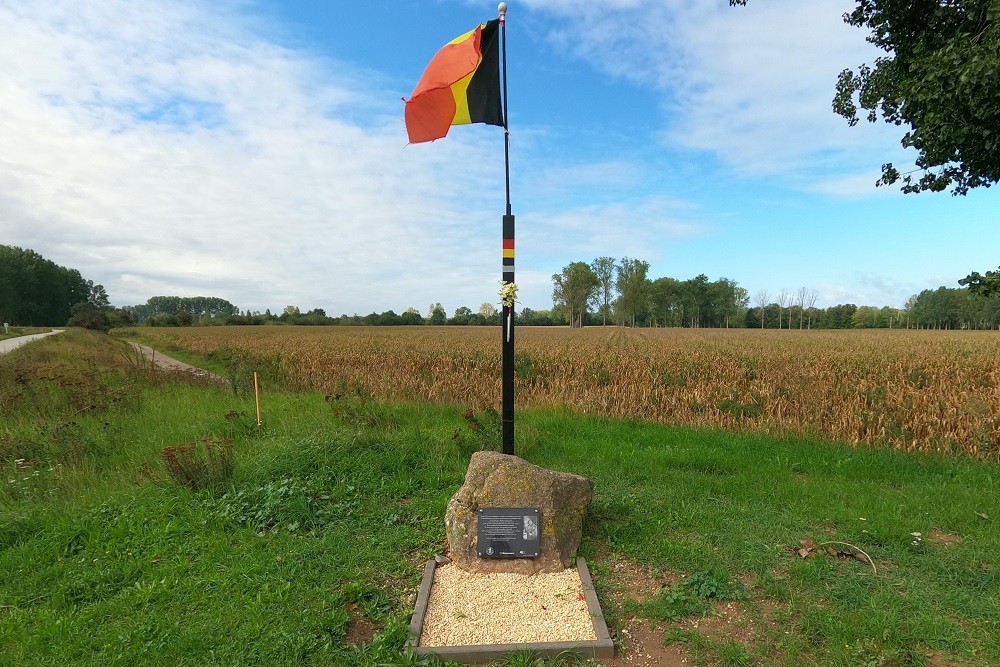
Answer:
[498,2,507,18]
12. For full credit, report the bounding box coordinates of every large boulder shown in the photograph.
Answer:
[445,451,593,574]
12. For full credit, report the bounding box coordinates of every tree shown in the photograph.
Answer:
[0,245,92,326]
[66,302,110,331]
[428,303,447,325]
[614,257,650,327]
[733,1,999,194]
[676,273,709,328]
[805,289,820,329]
[552,262,599,328]
[879,306,902,329]
[589,257,616,326]
[450,306,473,325]
[87,281,110,309]
[646,274,747,328]
[479,302,498,319]
[907,286,977,329]
[796,286,810,329]
[375,310,401,325]
[852,305,879,329]
[754,290,769,329]
[959,266,1000,297]
[715,278,748,328]
[831,0,1000,194]
[776,289,791,329]
[105,307,133,329]
[649,277,682,327]
[822,303,858,329]
[401,307,424,325]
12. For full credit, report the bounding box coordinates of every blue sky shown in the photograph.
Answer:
[2,0,997,316]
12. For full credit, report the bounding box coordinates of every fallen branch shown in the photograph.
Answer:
[817,541,877,576]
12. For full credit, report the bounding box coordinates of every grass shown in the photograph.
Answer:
[1,329,998,666]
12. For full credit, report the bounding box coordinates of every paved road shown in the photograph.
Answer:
[0,329,64,354]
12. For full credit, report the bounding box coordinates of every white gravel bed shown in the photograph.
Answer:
[419,565,598,647]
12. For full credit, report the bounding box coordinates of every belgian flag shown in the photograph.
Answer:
[404,19,504,144]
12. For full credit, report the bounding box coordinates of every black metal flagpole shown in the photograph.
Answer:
[499,2,515,456]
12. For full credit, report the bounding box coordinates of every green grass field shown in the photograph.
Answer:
[1,329,997,666]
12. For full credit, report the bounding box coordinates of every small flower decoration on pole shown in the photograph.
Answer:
[499,282,519,309]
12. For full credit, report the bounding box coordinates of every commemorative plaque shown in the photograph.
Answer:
[477,507,541,558]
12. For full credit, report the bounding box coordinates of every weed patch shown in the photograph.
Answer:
[628,570,746,622]
[325,383,398,430]
[214,476,347,533]
[455,406,503,454]
[161,438,234,492]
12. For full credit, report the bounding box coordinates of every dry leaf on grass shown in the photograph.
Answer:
[794,539,877,574]
[796,539,816,558]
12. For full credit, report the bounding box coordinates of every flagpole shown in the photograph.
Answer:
[499,1,515,456]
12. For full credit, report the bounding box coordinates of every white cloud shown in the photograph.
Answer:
[527,158,646,192]
[523,196,705,263]
[806,171,899,198]
[0,0,514,313]
[818,272,929,309]
[520,0,907,190]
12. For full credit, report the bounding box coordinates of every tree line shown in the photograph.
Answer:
[746,287,1000,331]
[123,296,239,326]
[551,257,1000,330]
[7,245,1000,331]
[0,245,113,327]
[118,277,1000,332]
[552,257,749,328]
[169,303,565,327]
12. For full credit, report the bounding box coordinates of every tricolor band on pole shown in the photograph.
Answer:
[405,3,515,456]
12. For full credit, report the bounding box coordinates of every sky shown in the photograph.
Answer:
[2,0,997,316]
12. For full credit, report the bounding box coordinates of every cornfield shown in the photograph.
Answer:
[130,326,1000,459]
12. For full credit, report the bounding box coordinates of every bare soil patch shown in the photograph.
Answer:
[602,617,689,667]
[344,603,378,646]
[925,649,974,667]
[927,529,962,545]
[594,556,781,667]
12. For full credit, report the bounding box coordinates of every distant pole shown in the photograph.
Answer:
[253,371,262,427]
[499,1,514,456]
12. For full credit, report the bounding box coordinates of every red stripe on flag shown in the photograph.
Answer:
[404,25,484,143]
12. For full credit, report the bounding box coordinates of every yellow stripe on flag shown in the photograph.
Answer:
[502,249,515,258]
[451,69,476,125]
[447,27,477,46]
[448,24,483,126]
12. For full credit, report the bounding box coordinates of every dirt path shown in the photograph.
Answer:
[129,342,226,383]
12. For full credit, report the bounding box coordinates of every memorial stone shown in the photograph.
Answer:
[445,451,593,575]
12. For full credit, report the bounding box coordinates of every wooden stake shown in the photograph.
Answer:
[253,371,262,426]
